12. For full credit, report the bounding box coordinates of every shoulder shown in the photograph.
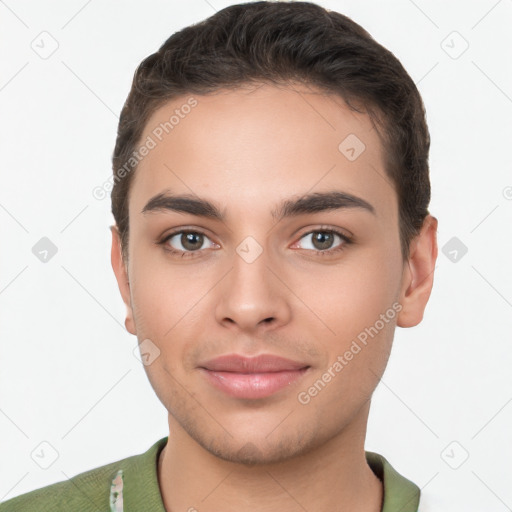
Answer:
[0,459,121,511]
[0,437,168,512]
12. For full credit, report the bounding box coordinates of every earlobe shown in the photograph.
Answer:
[110,225,137,335]
[396,215,438,328]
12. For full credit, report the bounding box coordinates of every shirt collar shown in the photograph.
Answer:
[118,437,420,512]
[366,451,421,511]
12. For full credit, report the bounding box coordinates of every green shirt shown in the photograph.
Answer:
[0,437,421,511]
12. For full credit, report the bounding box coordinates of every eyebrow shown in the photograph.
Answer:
[141,189,376,222]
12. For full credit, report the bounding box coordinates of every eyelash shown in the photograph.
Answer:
[158,227,353,259]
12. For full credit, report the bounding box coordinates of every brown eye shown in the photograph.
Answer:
[160,230,217,258]
[310,231,335,250]
[295,229,352,256]
[176,232,204,251]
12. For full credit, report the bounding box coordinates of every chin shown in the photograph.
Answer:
[193,428,318,467]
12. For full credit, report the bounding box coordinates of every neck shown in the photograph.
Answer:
[157,402,383,512]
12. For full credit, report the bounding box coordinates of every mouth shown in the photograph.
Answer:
[198,353,311,399]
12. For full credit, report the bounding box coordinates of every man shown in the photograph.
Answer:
[0,1,437,510]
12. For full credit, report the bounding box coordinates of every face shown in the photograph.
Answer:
[111,82,436,465]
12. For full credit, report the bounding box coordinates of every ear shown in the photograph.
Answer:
[110,225,136,335]
[396,215,438,328]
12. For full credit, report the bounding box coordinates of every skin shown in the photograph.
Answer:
[111,82,438,512]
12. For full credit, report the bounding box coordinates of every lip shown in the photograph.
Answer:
[198,354,310,399]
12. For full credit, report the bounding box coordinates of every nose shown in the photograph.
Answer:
[215,243,291,334]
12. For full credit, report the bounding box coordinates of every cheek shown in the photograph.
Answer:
[129,251,213,348]
[130,244,169,302]
[297,253,400,403]
[306,253,401,343]
[296,261,399,414]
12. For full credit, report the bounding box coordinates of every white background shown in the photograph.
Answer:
[1,1,511,510]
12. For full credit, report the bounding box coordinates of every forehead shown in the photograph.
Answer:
[129,83,396,223]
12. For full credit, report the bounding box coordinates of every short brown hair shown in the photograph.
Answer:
[111,1,431,263]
